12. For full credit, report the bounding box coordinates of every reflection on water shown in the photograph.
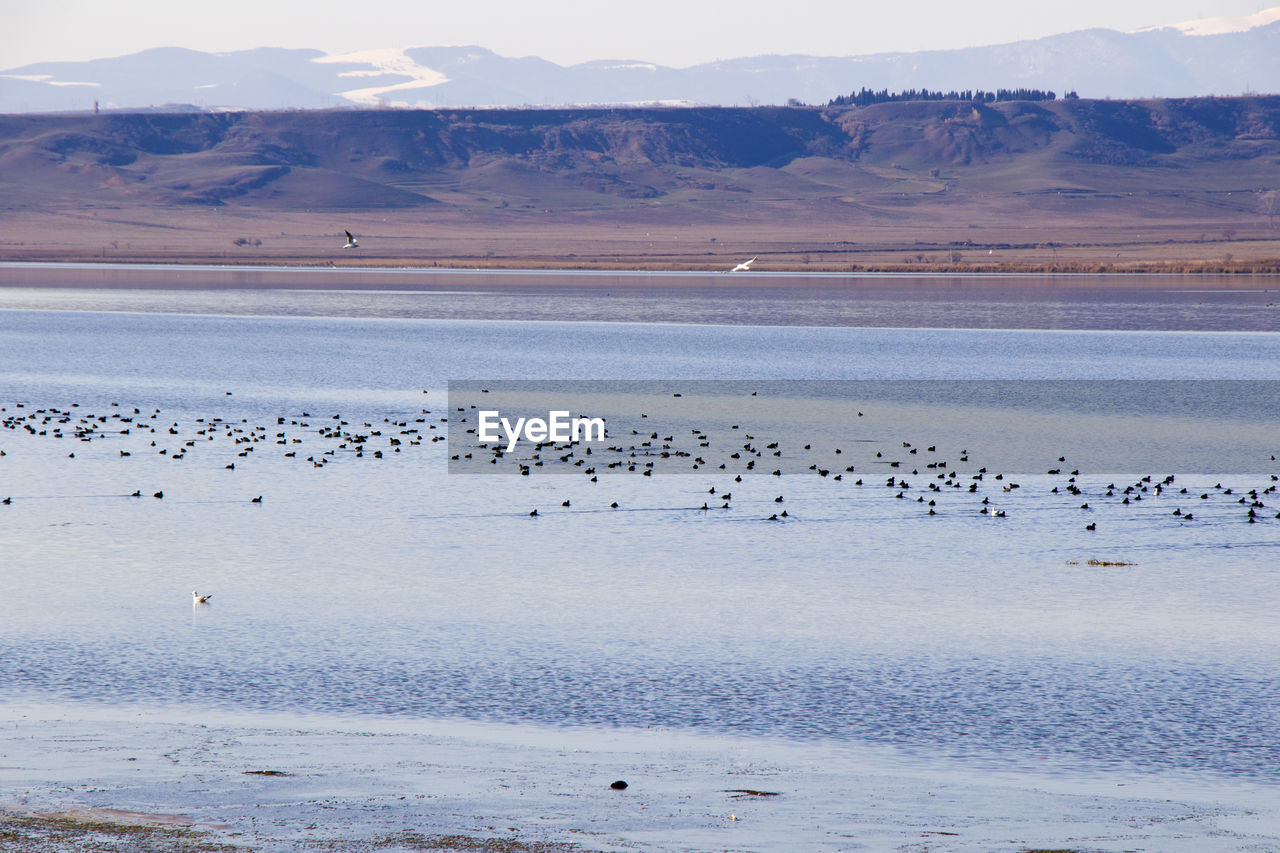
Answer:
[1,265,1279,330]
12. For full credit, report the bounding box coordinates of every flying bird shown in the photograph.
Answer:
[342,230,359,249]
[730,256,757,272]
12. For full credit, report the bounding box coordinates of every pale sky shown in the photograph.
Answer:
[4,0,1276,69]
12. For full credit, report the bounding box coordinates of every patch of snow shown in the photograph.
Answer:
[1136,5,1280,35]
[313,46,449,104]
[313,46,420,67]
[2,73,99,87]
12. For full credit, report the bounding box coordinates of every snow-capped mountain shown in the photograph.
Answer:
[2,9,1279,114]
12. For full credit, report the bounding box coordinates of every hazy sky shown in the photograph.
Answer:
[5,0,1276,69]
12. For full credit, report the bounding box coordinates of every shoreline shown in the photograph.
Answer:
[4,699,1278,853]
[7,257,1280,277]
[2,259,1280,292]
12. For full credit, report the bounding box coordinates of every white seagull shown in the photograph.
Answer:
[730,256,757,272]
[192,591,212,605]
[342,230,359,249]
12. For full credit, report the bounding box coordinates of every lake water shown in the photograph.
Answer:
[1,268,1279,851]
[3,263,1280,331]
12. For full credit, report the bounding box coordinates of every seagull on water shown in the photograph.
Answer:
[192,591,212,604]
[342,230,359,249]
[730,256,757,272]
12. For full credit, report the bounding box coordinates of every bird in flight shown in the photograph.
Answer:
[342,230,359,249]
[730,256,757,272]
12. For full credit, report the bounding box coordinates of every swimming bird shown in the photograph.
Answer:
[730,256,757,272]
[192,592,212,604]
[342,230,359,249]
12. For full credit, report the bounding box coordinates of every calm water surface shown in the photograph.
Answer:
[2,269,1279,787]
[2,264,1280,330]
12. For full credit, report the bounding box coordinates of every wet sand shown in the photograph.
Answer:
[5,702,1279,853]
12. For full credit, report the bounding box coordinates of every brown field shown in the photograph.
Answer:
[4,205,1279,279]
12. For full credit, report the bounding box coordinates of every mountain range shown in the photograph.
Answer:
[2,94,1278,269]
[2,9,1279,114]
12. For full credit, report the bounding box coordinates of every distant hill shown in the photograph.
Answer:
[1,98,1277,214]
[2,13,1279,114]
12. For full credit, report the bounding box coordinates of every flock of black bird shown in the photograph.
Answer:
[3,396,1278,535]
[0,399,445,502]
[445,400,1279,530]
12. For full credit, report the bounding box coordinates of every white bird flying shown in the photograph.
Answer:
[730,256,757,272]
[342,230,359,249]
